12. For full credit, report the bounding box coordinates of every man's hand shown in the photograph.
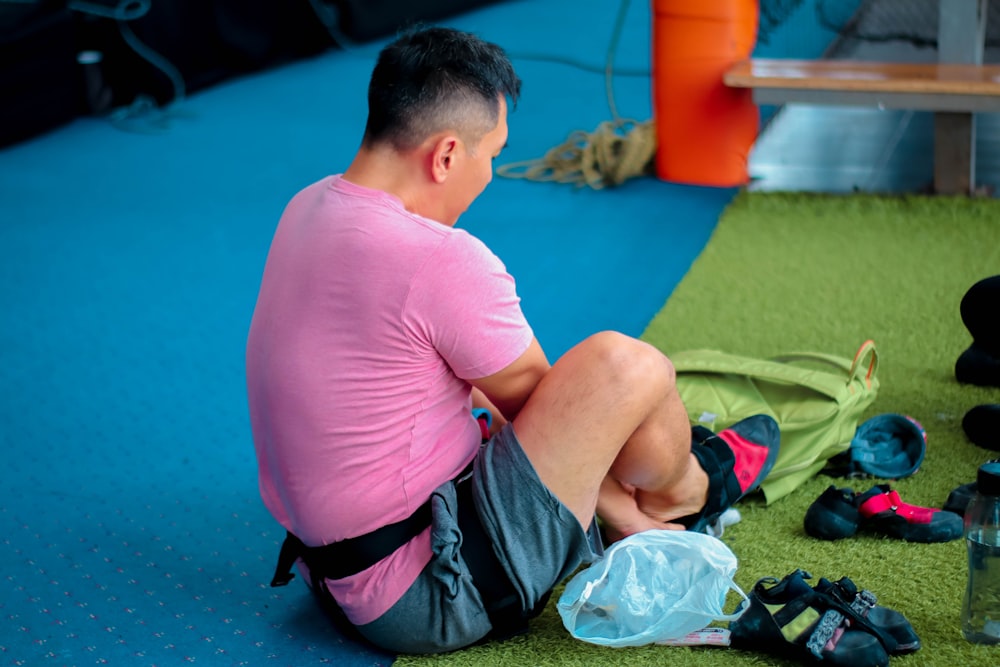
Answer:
[597,476,688,543]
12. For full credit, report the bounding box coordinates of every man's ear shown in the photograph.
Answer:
[430,135,460,184]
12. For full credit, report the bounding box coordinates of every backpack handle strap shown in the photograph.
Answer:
[771,340,878,389]
[672,341,878,399]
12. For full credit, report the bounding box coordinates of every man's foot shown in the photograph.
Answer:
[680,414,780,533]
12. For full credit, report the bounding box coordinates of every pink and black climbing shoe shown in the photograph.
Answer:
[682,414,781,533]
[805,484,963,543]
[858,485,963,542]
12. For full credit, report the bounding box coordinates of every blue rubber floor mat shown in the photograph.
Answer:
[0,1,731,664]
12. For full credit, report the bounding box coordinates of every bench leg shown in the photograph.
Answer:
[934,112,976,195]
[935,0,985,195]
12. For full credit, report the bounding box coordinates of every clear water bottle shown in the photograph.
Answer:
[962,460,1000,643]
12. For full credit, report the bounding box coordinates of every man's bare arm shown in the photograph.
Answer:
[470,337,550,424]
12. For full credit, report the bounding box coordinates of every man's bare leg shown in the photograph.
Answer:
[511,331,709,536]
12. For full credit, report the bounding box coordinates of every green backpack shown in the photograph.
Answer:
[671,340,879,504]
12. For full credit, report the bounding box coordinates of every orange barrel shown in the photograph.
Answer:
[652,0,759,187]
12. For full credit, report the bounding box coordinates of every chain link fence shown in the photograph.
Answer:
[759,0,1000,59]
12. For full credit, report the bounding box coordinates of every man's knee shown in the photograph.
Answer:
[579,331,676,393]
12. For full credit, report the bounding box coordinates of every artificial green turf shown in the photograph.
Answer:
[398,191,1000,667]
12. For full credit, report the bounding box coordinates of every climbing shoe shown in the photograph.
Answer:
[812,575,920,654]
[857,485,963,542]
[730,570,895,667]
[803,486,860,541]
[682,415,780,533]
[804,484,963,543]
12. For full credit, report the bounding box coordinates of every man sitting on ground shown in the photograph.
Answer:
[246,25,779,654]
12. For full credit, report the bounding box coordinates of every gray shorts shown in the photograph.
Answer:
[354,423,602,654]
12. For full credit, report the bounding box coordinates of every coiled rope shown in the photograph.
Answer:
[497,0,656,190]
[496,118,655,190]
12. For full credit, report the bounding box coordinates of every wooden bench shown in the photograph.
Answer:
[724,58,1000,194]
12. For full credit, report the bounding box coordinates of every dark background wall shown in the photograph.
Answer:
[0,0,505,148]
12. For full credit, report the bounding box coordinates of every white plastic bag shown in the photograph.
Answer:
[557,529,748,647]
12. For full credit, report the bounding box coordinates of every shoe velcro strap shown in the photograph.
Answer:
[851,589,878,615]
[806,609,845,659]
[822,578,878,618]
[858,489,936,524]
[815,588,899,654]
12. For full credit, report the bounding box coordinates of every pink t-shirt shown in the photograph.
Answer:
[246,175,533,624]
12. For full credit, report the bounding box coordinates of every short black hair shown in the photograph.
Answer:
[362,26,521,151]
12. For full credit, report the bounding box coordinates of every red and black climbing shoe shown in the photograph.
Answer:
[683,415,780,533]
[804,484,963,543]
